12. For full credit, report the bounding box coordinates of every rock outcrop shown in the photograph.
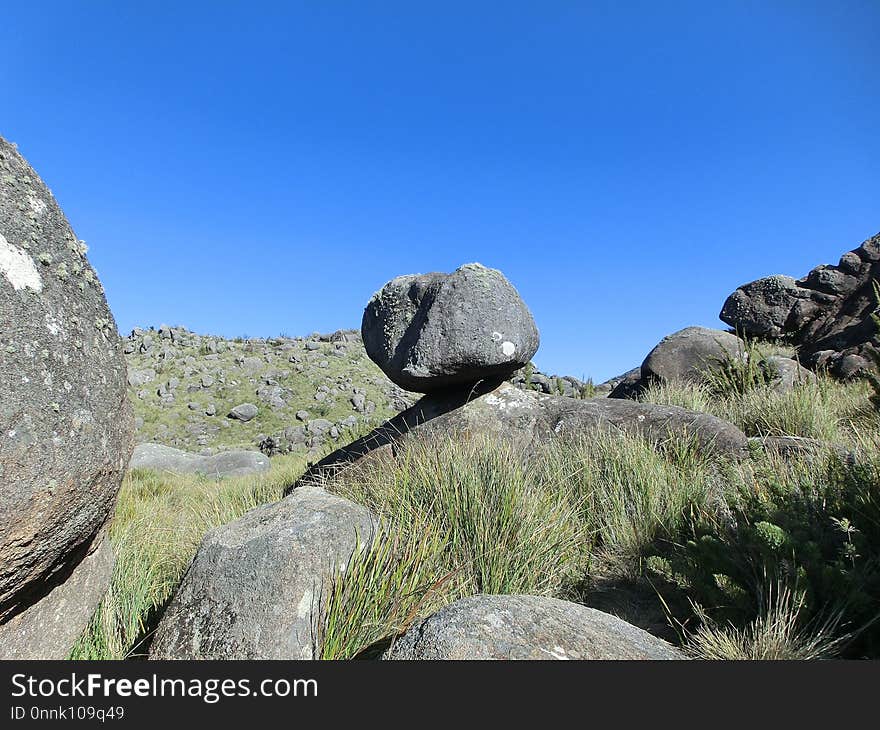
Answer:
[0,137,134,657]
[149,486,376,660]
[288,380,748,492]
[383,594,684,660]
[720,231,880,378]
[609,326,815,398]
[130,442,270,478]
[362,263,539,392]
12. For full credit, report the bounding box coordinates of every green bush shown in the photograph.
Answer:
[647,449,880,657]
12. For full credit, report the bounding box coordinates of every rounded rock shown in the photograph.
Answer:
[362,263,539,392]
[0,137,134,644]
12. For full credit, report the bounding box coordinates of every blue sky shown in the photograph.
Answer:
[2,2,877,381]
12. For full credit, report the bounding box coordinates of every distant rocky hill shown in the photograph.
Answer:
[123,325,417,456]
[123,325,591,457]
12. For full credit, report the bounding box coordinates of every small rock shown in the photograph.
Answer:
[228,403,258,422]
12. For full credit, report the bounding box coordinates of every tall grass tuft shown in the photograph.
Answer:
[682,582,846,660]
[316,525,456,660]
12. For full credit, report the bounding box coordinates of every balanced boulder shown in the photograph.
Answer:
[149,486,376,659]
[383,594,684,660]
[0,137,134,657]
[362,263,539,392]
[130,442,270,479]
[720,231,880,378]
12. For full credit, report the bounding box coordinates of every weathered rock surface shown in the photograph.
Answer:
[383,594,684,660]
[763,356,817,393]
[130,442,270,478]
[720,232,880,378]
[288,381,748,491]
[228,402,258,422]
[149,486,376,660]
[0,535,115,659]
[641,326,745,385]
[0,137,133,655]
[362,263,540,392]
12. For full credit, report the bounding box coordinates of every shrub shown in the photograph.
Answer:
[648,448,880,657]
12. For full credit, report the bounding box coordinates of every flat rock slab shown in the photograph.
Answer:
[131,442,270,478]
[288,381,748,492]
[384,594,684,660]
[149,486,376,659]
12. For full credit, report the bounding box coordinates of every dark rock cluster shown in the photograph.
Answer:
[720,231,880,378]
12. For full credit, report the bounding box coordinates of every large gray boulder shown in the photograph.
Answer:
[0,137,134,655]
[130,442,270,479]
[149,486,376,659]
[362,263,540,392]
[288,381,748,492]
[720,232,880,378]
[641,326,745,385]
[384,594,684,660]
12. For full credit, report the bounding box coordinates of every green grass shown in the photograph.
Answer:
[642,373,878,447]
[73,364,880,660]
[126,334,404,453]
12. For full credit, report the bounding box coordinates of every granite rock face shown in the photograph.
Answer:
[0,136,134,656]
[0,536,115,659]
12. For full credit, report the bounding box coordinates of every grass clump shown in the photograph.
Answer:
[681,582,846,660]
[314,430,722,658]
[648,447,880,657]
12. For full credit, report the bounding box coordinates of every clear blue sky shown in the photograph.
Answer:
[2,2,877,381]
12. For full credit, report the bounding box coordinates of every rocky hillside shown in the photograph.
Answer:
[123,324,593,457]
[123,326,417,456]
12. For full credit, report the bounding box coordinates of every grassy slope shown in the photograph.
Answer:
[73,371,880,660]
[124,328,413,453]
